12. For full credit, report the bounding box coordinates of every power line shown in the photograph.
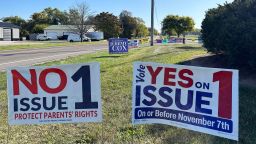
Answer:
[154,0,161,35]
[154,1,160,28]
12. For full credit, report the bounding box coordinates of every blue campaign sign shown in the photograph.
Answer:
[109,38,128,54]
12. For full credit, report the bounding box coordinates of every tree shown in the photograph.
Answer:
[32,24,49,33]
[69,2,92,42]
[119,10,148,38]
[185,28,201,35]
[178,17,195,37]
[31,12,48,24]
[31,7,69,25]
[162,15,179,36]
[25,20,36,34]
[134,17,145,24]
[28,7,69,35]
[134,24,149,38]
[2,16,26,26]
[94,12,121,39]
[162,15,195,37]
[148,27,159,36]
[134,17,149,38]
[119,10,132,18]
[119,10,137,38]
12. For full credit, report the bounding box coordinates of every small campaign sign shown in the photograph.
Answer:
[7,63,102,125]
[128,40,139,48]
[132,62,239,140]
[169,37,183,43]
[109,38,128,54]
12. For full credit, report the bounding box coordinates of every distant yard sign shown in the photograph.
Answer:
[109,38,128,54]
[128,40,139,48]
[132,62,239,141]
[169,37,183,43]
[7,63,102,125]
[156,37,183,43]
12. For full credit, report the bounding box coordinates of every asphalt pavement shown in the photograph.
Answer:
[0,43,107,71]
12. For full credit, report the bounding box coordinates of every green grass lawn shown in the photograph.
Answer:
[0,41,107,51]
[0,44,255,144]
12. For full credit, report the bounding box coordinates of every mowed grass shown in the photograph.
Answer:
[0,41,107,51]
[0,44,255,144]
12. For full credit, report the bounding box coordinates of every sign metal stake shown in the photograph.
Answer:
[101,122,104,144]
[6,125,10,144]
[132,125,134,144]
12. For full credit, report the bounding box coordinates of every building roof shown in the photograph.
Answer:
[44,25,95,32]
[44,25,76,30]
[0,22,21,29]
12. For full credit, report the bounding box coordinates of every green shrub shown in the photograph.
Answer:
[201,0,256,69]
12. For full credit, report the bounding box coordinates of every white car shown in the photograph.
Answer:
[67,34,91,42]
[36,34,51,41]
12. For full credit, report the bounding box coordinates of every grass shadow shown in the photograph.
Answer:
[177,54,229,68]
[93,55,121,59]
[177,53,256,83]
[175,46,203,50]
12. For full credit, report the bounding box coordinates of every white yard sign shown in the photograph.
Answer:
[132,62,239,141]
[7,63,102,125]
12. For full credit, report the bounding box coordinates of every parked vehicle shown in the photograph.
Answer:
[67,34,91,42]
[36,34,51,41]
[86,32,104,41]
[46,32,58,40]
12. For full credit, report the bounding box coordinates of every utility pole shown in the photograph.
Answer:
[150,0,154,46]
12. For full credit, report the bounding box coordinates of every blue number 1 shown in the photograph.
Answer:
[72,66,98,109]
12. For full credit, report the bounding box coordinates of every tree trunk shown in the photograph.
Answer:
[183,34,186,44]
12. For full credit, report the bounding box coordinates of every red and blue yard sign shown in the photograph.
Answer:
[7,63,102,125]
[132,62,239,140]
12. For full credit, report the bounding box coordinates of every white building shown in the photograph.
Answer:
[0,22,20,41]
[44,25,95,40]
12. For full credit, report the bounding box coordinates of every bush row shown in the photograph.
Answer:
[201,0,256,69]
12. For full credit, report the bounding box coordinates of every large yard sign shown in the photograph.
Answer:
[109,38,128,54]
[132,62,239,140]
[7,63,102,125]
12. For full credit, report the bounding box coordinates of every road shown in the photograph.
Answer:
[0,43,107,71]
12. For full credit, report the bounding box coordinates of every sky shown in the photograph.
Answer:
[0,0,234,31]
